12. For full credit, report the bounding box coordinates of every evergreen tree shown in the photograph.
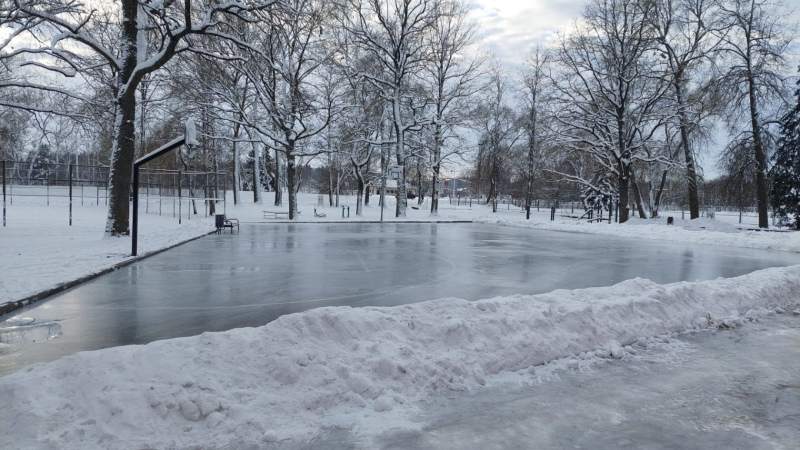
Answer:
[29,143,56,184]
[769,65,800,229]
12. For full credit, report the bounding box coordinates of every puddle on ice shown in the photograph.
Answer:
[0,317,62,354]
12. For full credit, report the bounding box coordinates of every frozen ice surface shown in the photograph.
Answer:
[3,223,800,376]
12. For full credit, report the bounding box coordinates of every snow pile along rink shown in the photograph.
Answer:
[474,215,800,252]
[2,265,800,448]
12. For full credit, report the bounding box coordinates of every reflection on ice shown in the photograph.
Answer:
[0,317,62,353]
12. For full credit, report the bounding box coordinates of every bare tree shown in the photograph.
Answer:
[519,45,552,218]
[344,0,435,217]
[422,0,483,215]
[649,0,726,220]
[474,61,519,204]
[1,0,275,235]
[714,0,795,228]
[236,0,341,219]
[552,0,670,223]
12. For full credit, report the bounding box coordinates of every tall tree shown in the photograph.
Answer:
[715,0,794,228]
[237,0,340,219]
[474,61,519,204]
[1,0,275,235]
[649,0,724,220]
[519,45,552,218]
[553,0,669,223]
[345,0,435,217]
[769,63,800,229]
[422,0,483,216]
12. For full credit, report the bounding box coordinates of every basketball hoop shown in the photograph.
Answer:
[387,165,402,180]
[185,118,198,158]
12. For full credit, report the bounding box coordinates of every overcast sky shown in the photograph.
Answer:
[468,0,585,65]
[468,0,799,67]
[466,0,800,179]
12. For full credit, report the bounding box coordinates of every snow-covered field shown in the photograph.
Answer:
[1,190,799,448]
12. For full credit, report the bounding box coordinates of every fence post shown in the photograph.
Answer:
[178,170,182,225]
[2,160,6,227]
[69,163,73,226]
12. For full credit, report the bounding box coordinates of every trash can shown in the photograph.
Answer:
[215,214,225,233]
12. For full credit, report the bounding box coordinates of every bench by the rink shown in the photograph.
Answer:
[215,214,239,233]
[263,211,290,219]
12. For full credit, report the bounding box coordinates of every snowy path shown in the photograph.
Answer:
[366,310,800,450]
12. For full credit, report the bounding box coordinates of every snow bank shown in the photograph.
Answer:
[475,215,800,252]
[2,265,800,448]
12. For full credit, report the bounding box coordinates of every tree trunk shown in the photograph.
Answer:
[393,101,407,217]
[335,167,340,207]
[253,142,263,204]
[105,92,137,235]
[328,157,334,207]
[748,72,769,228]
[273,149,282,206]
[629,169,647,218]
[618,168,630,223]
[232,122,241,205]
[104,0,139,236]
[286,150,298,219]
[674,79,700,220]
[652,169,669,218]
[355,169,364,216]
[365,153,371,206]
[487,156,498,203]
[430,164,440,216]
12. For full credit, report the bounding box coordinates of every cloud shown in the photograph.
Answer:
[468,0,585,66]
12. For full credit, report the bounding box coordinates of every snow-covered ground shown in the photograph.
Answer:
[1,190,799,448]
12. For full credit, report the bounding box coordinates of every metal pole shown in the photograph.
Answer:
[69,163,73,226]
[178,170,182,225]
[2,160,6,227]
[132,166,139,256]
[380,151,386,223]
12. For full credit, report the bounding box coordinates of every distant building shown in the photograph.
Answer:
[368,180,400,196]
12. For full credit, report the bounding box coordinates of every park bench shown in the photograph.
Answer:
[263,211,290,219]
[314,208,326,218]
[215,214,239,234]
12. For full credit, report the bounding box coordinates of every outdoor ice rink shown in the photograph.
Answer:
[3,222,800,377]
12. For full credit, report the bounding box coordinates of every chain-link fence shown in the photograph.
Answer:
[1,160,227,226]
